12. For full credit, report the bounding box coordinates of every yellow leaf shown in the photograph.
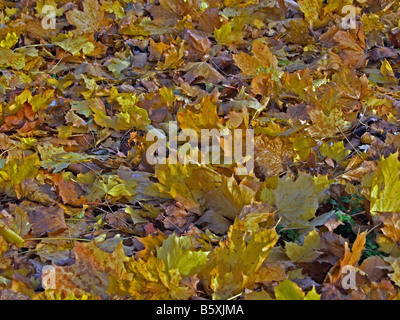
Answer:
[274,279,320,300]
[254,135,296,178]
[285,229,321,262]
[53,33,95,56]
[156,233,209,277]
[380,59,398,83]
[177,96,220,133]
[370,152,400,215]
[307,107,351,139]
[269,172,330,228]
[66,0,110,35]
[0,153,40,186]
[205,175,256,220]
[320,141,351,163]
[0,48,25,70]
[200,219,278,299]
[122,255,192,299]
[233,40,278,76]
[149,163,220,214]
[51,241,129,298]
[293,135,316,162]
[0,32,18,49]
[298,0,323,27]
[214,22,243,46]
[380,213,400,244]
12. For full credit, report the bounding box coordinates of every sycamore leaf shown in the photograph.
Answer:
[383,257,400,287]
[87,174,138,202]
[177,96,220,133]
[135,231,168,260]
[329,231,366,285]
[0,207,31,247]
[0,32,18,49]
[197,176,258,234]
[214,22,244,46]
[182,62,227,84]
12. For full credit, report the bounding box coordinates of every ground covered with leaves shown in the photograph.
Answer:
[2,0,400,300]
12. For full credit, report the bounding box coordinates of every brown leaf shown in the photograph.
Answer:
[1,102,43,133]
[50,173,87,207]
[380,213,400,244]
[26,205,68,237]
[254,135,296,177]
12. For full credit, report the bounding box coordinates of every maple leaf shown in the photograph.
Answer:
[49,173,87,207]
[156,233,209,277]
[320,141,350,163]
[370,152,400,215]
[380,213,400,244]
[150,0,201,26]
[254,135,296,178]
[119,233,206,299]
[298,0,323,28]
[66,0,110,35]
[86,174,138,203]
[0,153,40,187]
[199,219,278,299]
[177,96,220,133]
[0,32,18,49]
[121,255,192,300]
[285,229,321,263]
[274,279,320,300]
[148,163,221,214]
[203,175,256,220]
[24,204,68,237]
[52,33,95,56]
[233,40,278,77]
[1,102,44,133]
[0,48,25,70]
[182,62,227,84]
[214,21,244,46]
[328,231,367,285]
[0,207,31,248]
[307,107,352,139]
[49,241,128,298]
[262,172,330,228]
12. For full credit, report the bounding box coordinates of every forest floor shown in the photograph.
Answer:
[1,0,400,300]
